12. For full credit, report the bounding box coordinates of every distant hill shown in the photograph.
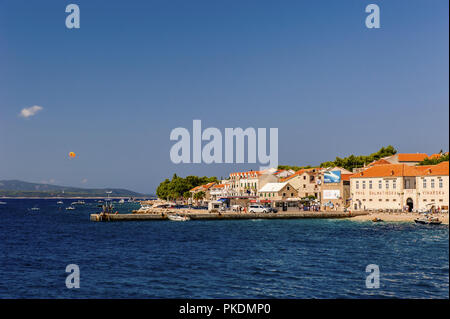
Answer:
[0,180,149,198]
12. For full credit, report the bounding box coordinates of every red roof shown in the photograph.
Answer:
[350,162,449,178]
[397,153,428,162]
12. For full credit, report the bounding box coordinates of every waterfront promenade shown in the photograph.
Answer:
[90,210,368,222]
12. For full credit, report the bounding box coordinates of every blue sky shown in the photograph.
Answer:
[0,0,448,193]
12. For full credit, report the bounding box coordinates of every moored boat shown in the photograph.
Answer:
[167,214,190,221]
[66,206,76,210]
[414,216,442,225]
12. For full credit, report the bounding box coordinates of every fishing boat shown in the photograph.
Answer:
[167,214,190,221]
[414,216,442,225]
[66,206,76,210]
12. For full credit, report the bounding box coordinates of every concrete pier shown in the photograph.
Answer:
[90,211,368,222]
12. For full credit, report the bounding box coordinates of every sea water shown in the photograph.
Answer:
[0,199,448,298]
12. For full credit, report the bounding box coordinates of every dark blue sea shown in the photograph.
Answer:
[0,199,448,298]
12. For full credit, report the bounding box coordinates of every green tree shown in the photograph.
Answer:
[418,153,449,166]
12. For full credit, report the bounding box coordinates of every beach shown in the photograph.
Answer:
[350,212,449,224]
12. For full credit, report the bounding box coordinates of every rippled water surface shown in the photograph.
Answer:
[0,199,448,298]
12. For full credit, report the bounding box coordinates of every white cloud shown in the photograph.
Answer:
[19,105,43,118]
[81,178,88,184]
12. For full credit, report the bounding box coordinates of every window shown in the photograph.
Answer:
[303,176,306,180]
[356,181,359,189]
[439,179,443,188]
[362,181,366,189]
[385,180,389,189]
[282,193,286,197]
[431,179,435,188]
[379,199,382,201]
[386,199,389,201]
[291,193,294,197]
[393,180,396,189]
[423,179,427,188]
[378,180,382,189]
[303,184,306,188]
[287,186,290,190]
[369,181,373,189]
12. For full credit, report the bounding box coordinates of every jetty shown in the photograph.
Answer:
[90,210,368,222]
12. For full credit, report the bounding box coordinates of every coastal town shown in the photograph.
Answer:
[188,152,448,214]
[92,151,449,224]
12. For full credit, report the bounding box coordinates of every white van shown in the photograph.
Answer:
[248,204,269,213]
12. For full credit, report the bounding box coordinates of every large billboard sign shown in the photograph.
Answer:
[323,190,341,199]
[323,170,341,183]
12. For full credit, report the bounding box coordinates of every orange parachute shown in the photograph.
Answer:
[69,152,76,158]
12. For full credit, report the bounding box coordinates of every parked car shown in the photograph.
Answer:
[248,204,269,213]
[266,207,278,213]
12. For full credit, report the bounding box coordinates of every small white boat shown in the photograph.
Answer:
[118,199,125,204]
[167,214,190,221]
[71,200,85,205]
[57,201,64,204]
[30,207,40,211]
[66,206,76,210]
[0,201,6,205]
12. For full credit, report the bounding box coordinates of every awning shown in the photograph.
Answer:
[217,198,228,202]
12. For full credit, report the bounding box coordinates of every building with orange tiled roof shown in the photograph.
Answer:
[279,168,323,200]
[350,162,449,212]
[227,168,292,196]
[381,153,429,165]
[208,182,232,200]
[367,158,392,167]
[189,182,217,202]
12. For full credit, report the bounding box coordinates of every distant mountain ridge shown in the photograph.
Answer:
[0,180,148,197]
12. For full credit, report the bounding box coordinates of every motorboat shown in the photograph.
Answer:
[0,201,6,205]
[71,200,85,205]
[30,207,40,211]
[137,205,151,212]
[414,216,442,225]
[57,201,64,204]
[167,214,190,221]
[372,217,383,222]
[66,206,76,210]
[118,199,125,204]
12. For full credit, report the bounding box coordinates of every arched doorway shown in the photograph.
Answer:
[406,198,414,212]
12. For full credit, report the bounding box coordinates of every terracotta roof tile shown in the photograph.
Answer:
[397,153,428,162]
[350,162,449,178]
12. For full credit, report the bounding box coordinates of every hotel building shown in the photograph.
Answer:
[350,161,449,212]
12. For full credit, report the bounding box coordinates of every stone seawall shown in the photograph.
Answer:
[90,211,368,222]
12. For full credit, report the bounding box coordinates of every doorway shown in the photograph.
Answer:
[406,198,414,212]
